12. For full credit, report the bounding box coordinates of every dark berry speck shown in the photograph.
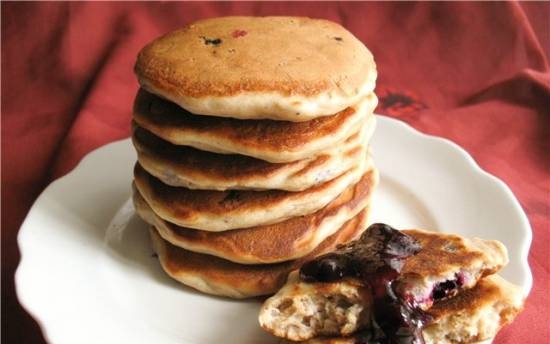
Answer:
[201,36,222,46]
[232,29,248,38]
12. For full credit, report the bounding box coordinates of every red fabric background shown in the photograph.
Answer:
[2,2,549,343]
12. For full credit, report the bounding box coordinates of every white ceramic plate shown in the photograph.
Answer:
[15,115,532,344]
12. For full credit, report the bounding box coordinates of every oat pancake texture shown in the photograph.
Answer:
[273,275,524,344]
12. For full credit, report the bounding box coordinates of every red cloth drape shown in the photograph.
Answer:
[2,2,549,343]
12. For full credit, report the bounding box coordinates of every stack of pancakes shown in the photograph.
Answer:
[131,16,379,298]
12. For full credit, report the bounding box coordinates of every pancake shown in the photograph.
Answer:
[135,16,377,121]
[272,275,524,344]
[133,88,377,163]
[398,229,509,310]
[133,157,369,231]
[134,168,378,264]
[422,274,524,344]
[149,209,370,298]
[259,271,372,341]
[259,227,509,342]
[132,120,374,191]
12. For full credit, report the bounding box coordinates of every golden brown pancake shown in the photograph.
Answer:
[133,158,369,232]
[133,89,377,163]
[132,122,373,191]
[135,16,377,121]
[134,168,378,264]
[150,209,370,298]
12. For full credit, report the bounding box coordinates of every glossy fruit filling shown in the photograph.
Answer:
[300,223,432,344]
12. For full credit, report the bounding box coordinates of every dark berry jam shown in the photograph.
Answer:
[371,281,433,344]
[299,223,429,344]
[431,272,465,301]
[300,252,356,283]
[300,223,420,283]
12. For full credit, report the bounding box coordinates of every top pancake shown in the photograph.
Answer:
[135,16,377,121]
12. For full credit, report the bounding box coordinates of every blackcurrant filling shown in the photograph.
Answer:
[300,223,431,344]
[431,272,466,301]
[368,281,433,344]
[394,272,468,312]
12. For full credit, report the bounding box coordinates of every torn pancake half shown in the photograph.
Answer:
[149,209,370,298]
[134,168,377,264]
[398,229,508,310]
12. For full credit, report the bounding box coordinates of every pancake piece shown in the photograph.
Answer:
[134,168,378,264]
[133,89,377,163]
[132,121,373,191]
[133,157,369,231]
[259,271,372,341]
[422,274,524,344]
[398,229,509,310]
[259,228,509,342]
[273,275,524,344]
[150,209,370,298]
[135,16,377,121]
